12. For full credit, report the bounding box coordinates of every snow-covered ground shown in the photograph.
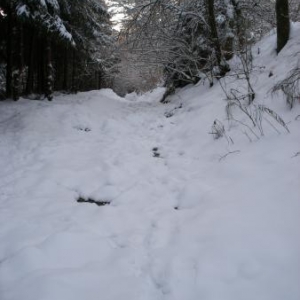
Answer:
[0,26,300,300]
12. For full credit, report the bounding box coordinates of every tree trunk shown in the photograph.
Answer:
[26,31,35,95]
[37,39,45,95]
[11,22,24,100]
[63,47,68,91]
[276,0,290,54]
[230,0,244,50]
[206,0,222,65]
[18,23,24,95]
[11,11,20,100]
[6,4,12,98]
[45,38,53,100]
[71,49,77,93]
[98,71,102,89]
[206,0,230,77]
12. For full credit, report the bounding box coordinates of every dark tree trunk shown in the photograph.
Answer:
[26,32,35,94]
[45,38,53,100]
[276,0,290,54]
[206,0,230,76]
[71,49,77,93]
[230,0,244,50]
[26,31,36,95]
[206,0,222,66]
[63,48,68,91]
[37,39,45,94]
[11,23,24,100]
[98,71,102,89]
[18,23,24,93]
[11,20,19,101]
[6,4,12,98]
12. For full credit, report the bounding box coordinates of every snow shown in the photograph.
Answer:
[0,25,300,300]
[17,3,73,44]
[46,0,60,12]
[51,15,73,42]
[17,5,30,18]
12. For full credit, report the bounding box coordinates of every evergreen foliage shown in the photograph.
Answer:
[0,0,118,100]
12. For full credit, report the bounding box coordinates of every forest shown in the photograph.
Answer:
[0,0,118,100]
[0,0,299,101]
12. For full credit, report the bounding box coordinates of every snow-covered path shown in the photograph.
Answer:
[0,89,209,300]
[1,27,300,300]
[0,87,299,300]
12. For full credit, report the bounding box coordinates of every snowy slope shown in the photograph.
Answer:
[0,26,300,300]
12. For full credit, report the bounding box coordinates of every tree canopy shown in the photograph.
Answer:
[0,0,118,100]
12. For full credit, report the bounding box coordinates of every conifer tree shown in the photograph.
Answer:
[0,0,118,98]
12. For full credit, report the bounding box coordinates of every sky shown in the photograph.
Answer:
[106,0,125,31]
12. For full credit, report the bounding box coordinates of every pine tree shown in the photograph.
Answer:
[0,0,118,98]
[59,0,117,91]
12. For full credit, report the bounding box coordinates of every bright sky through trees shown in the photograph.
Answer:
[106,0,125,30]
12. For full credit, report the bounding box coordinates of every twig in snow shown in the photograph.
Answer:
[218,150,241,162]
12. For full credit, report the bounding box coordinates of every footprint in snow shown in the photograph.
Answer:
[152,147,160,158]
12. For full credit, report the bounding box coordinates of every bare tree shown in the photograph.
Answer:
[121,0,234,94]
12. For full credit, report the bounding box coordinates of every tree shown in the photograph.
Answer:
[0,0,118,99]
[276,0,290,53]
[120,0,234,94]
[59,0,118,91]
[206,0,229,77]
